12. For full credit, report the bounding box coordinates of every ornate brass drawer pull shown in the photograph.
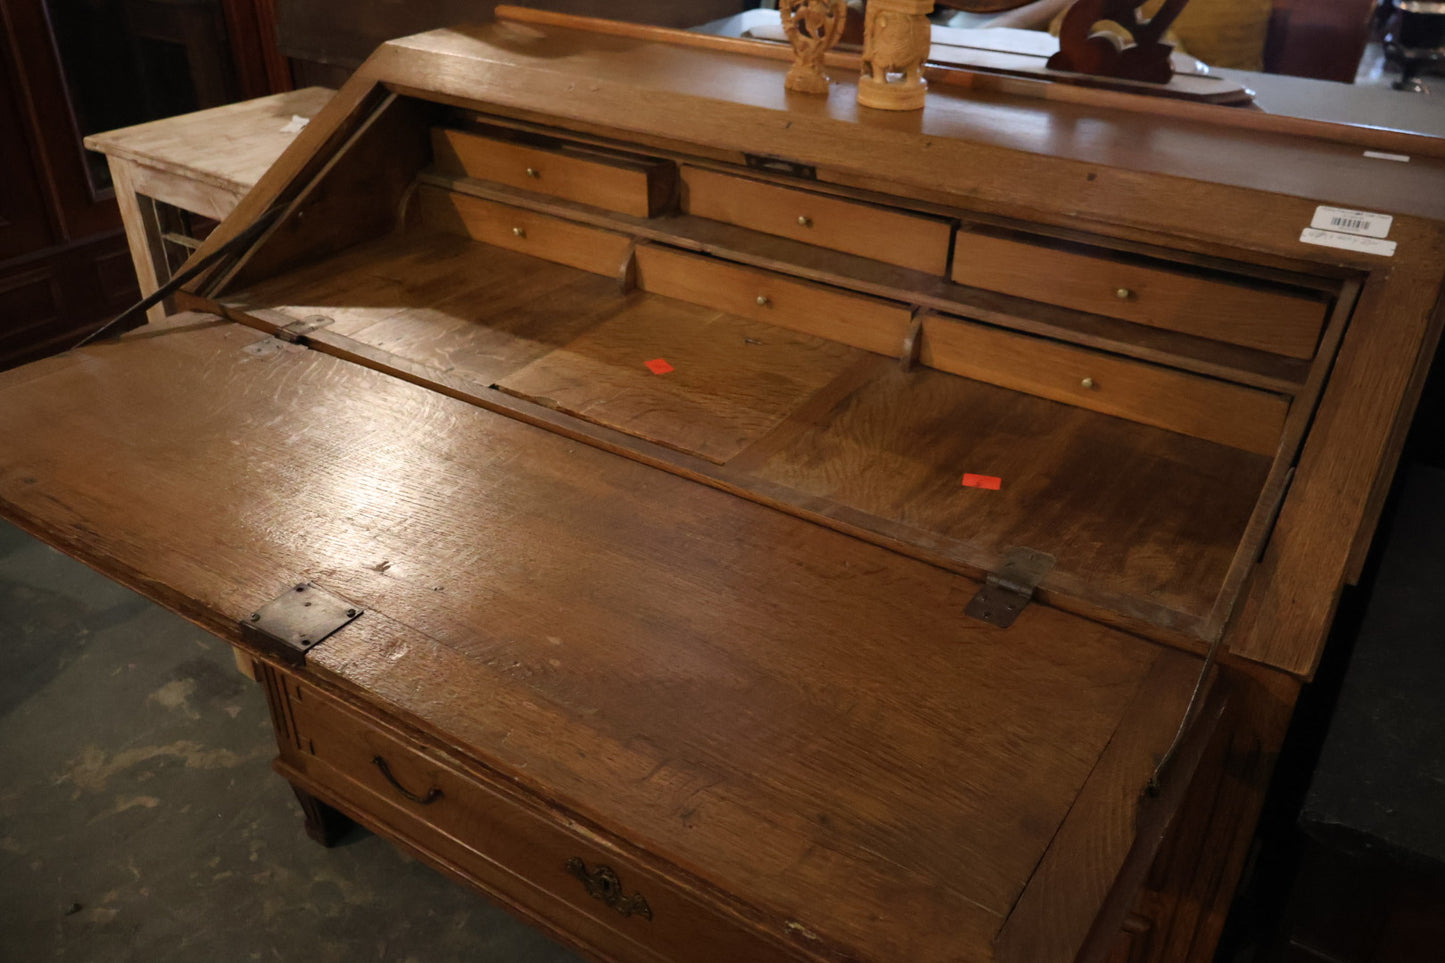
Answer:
[371,755,443,805]
[564,857,654,921]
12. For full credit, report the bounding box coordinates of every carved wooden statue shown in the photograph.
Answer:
[1047,0,1192,84]
[858,0,935,111]
[780,0,849,94]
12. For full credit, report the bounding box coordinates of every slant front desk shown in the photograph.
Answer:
[3,18,1444,963]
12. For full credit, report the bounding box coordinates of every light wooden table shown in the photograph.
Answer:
[84,87,335,323]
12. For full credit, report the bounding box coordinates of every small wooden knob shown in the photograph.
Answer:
[756,295,771,307]
[512,227,526,238]
[1115,287,1133,300]
[797,215,813,228]
[1081,377,1096,390]
[525,167,541,179]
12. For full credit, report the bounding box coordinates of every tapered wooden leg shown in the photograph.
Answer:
[291,784,354,847]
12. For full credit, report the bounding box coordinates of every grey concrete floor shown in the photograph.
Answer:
[0,519,586,963]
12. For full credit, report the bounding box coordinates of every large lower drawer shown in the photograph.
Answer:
[277,675,804,963]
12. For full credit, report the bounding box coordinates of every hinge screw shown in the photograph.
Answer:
[249,613,261,622]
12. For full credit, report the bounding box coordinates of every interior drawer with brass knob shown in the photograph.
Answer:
[432,125,677,218]
[920,311,1290,455]
[278,676,801,963]
[680,165,954,274]
[951,231,1330,359]
[633,245,914,356]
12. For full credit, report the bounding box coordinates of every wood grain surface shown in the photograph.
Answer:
[746,364,1271,622]
[0,320,1204,963]
[82,87,335,194]
[499,297,864,463]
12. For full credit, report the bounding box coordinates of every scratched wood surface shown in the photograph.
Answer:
[222,225,1276,629]
[0,320,1203,963]
[746,364,1271,623]
[499,297,864,464]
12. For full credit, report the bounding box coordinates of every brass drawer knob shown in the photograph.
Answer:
[512,227,527,238]
[797,215,813,228]
[1115,287,1133,300]
[1081,377,1097,390]
[525,167,541,179]
[756,295,771,307]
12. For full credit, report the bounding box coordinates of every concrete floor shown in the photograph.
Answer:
[0,519,585,963]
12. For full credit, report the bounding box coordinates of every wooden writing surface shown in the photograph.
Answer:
[0,320,1204,963]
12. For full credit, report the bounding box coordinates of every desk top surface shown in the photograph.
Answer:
[83,87,335,193]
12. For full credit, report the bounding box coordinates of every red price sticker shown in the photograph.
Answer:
[962,473,1002,491]
[644,358,675,375]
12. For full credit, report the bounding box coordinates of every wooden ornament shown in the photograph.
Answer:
[780,0,849,94]
[1047,0,1191,84]
[858,0,936,111]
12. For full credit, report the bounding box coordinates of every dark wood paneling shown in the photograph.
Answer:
[0,23,54,260]
[0,231,139,371]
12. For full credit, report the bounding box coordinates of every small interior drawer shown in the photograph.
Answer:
[951,232,1328,359]
[432,126,675,218]
[284,680,797,963]
[680,166,953,275]
[921,312,1289,455]
[634,246,913,357]
[417,186,634,277]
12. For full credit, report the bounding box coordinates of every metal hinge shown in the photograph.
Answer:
[239,582,363,666]
[965,547,1056,628]
[241,315,333,358]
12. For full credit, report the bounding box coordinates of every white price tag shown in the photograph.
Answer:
[1300,227,1396,258]
[1310,206,1393,239]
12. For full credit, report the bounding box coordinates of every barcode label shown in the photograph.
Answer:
[1310,206,1393,239]
[1300,228,1396,258]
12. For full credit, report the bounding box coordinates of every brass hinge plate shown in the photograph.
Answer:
[965,547,1057,628]
[239,582,363,665]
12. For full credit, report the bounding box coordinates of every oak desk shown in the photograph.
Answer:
[7,19,1445,963]
[83,87,335,324]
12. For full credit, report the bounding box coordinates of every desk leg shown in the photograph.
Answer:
[106,157,169,325]
[291,783,354,848]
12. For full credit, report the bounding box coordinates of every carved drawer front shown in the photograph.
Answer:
[415,187,635,277]
[951,232,1329,359]
[921,311,1290,455]
[281,680,802,963]
[432,126,675,218]
[634,245,914,357]
[679,166,953,274]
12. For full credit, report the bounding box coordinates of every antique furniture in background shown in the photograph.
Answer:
[83,87,332,324]
[0,0,289,369]
[3,13,1444,963]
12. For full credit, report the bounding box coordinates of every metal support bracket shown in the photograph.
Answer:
[239,582,363,666]
[242,315,333,358]
[965,547,1056,628]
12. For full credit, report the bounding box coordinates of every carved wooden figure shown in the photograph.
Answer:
[858,0,936,110]
[1047,0,1191,84]
[780,0,849,94]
